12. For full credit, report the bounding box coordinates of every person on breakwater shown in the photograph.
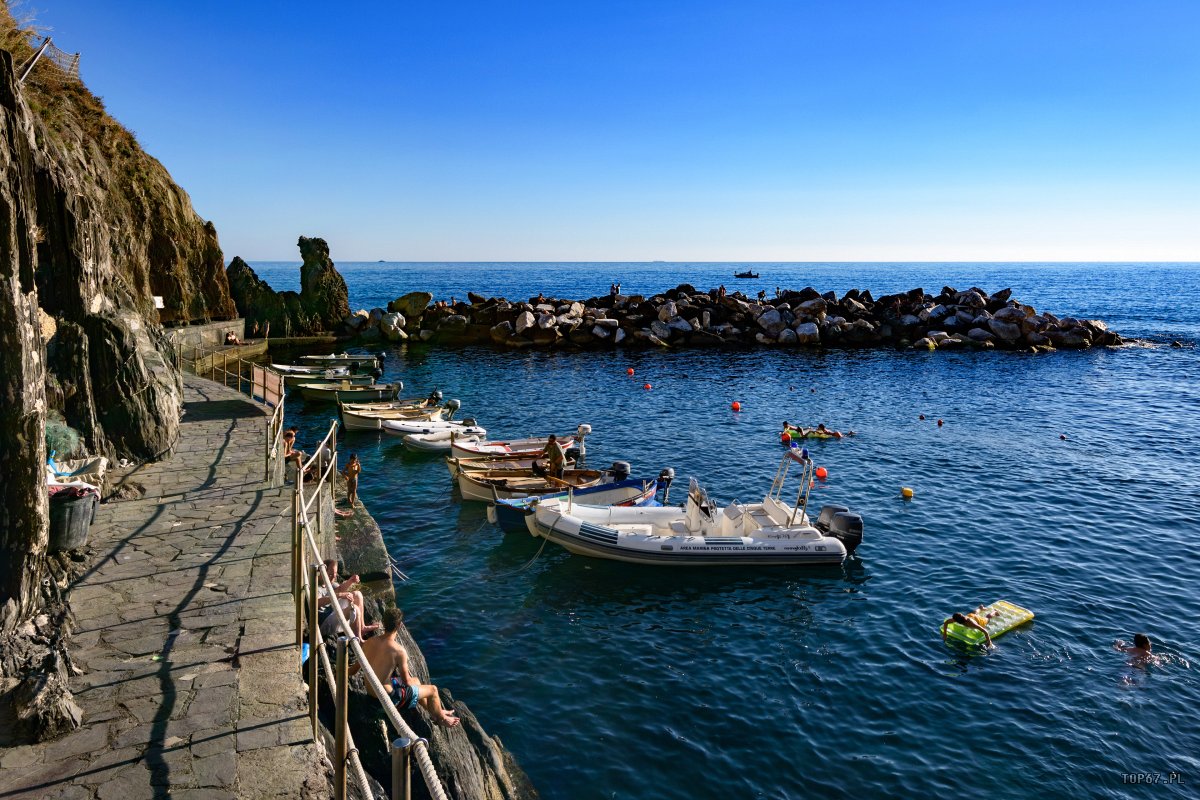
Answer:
[342,453,361,507]
[542,433,566,480]
[353,608,461,727]
[319,559,378,639]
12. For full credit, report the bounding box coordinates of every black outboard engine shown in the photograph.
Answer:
[658,467,676,502]
[564,446,582,461]
[372,368,384,380]
[351,360,363,373]
[829,511,864,555]
[609,461,631,481]
[428,389,444,404]
[376,352,387,361]
[815,504,849,533]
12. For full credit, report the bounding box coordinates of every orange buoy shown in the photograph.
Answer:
[731,401,741,411]
[780,432,791,443]
[815,466,828,479]
[643,383,652,390]
[627,368,634,376]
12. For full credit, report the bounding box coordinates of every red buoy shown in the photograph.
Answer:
[731,401,741,411]
[937,419,944,427]
[643,383,652,390]
[627,368,634,376]
[815,466,828,479]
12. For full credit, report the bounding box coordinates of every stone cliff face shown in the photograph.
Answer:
[226,236,350,336]
[2,8,237,460]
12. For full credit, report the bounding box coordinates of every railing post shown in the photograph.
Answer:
[293,479,304,649]
[390,737,413,800]
[309,564,321,740]
[334,637,350,800]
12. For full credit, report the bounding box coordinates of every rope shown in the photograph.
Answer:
[299,457,450,800]
[487,537,548,580]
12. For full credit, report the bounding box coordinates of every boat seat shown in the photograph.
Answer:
[623,524,654,537]
[748,509,773,530]
[668,520,691,535]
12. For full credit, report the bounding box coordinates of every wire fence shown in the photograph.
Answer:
[17,36,80,83]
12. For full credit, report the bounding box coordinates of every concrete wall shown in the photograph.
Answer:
[164,318,246,349]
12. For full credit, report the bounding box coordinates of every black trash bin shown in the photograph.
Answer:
[48,492,98,552]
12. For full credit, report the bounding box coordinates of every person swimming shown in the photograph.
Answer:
[1114,633,1155,663]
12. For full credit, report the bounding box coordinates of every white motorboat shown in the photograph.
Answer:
[380,415,482,437]
[272,363,355,376]
[402,427,488,453]
[298,382,401,402]
[448,424,589,459]
[284,371,374,389]
[524,450,863,566]
[299,353,382,368]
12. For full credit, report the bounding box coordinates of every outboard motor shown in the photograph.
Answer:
[445,398,461,419]
[815,504,850,533]
[429,389,444,404]
[376,352,387,361]
[372,368,384,381]
[658,467,676,503]
[576,423,592,458]
[609,461,631,482]
[829,511,864,555]
[564,446,582,461]
[351,360,363,373]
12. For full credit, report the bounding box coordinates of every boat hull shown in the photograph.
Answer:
[526,503,847,566]
[457,469,605,503]
[493,479,659,534]
[342,407,446,431]
[449,435,576,459]
[299,383,400,402]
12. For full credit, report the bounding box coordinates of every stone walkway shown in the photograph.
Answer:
[0,377,331,800]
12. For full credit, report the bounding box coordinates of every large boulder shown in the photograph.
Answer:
[388,291,433,318]
[793,322,820,344]
[380,313,407,341]
[650,320,672,340]
[514,311,536,334]
[987,318,1022,341]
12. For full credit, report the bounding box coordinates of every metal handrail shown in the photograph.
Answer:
[174,341,285,484]
[293,421,450,800]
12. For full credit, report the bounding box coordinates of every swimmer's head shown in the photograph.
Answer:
[1134,633,1151,651]
[952,613,969,625]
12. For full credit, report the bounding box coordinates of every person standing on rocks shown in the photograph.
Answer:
[342,453,361,507]
[353,608,460,727]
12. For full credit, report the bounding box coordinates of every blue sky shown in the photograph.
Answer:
[32,0,1200,260]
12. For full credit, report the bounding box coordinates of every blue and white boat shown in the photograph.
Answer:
[489,478,661,534]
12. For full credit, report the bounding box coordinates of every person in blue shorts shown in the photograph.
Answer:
[351,608,460,726]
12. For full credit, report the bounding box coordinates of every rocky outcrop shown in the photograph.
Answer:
[344,285,1123,353]
[226,236,351,337]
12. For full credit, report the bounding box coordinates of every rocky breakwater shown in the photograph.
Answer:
[344,285,1123,352]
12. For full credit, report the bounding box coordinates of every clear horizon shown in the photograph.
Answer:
[36,1,1200,262]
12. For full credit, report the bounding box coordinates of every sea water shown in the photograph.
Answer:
[258,263,1200,799]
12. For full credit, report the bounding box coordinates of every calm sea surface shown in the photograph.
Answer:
[256,263,1200,799]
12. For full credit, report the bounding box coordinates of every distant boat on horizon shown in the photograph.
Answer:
[734,269,760,279]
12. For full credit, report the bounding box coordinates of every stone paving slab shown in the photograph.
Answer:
[0,377,331,800]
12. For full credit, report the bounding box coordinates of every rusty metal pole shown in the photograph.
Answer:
[390,738,412,800]
[334,637,350,800]
[309,564,321,739]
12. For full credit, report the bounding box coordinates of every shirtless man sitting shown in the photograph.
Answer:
[351,608,460,727]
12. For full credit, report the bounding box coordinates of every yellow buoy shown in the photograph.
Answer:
[900,487,914,499]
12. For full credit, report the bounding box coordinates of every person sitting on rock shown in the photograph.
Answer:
[351,607,460,727]
[318,560,378,639]
[224,331,243,346]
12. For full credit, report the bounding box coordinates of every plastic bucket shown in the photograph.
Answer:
[48,494,98,552]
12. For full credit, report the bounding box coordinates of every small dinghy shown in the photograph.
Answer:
[402,427,488,453]
[284,371,375,389]
[298,382,401,402]
[449,425,590,459]
[299,353,383,368]
[341,398,456,432]
[490,475,663,534]
[444,452,580,480]
[524,449,863,566]
[273,363,359,376]
[456,465,609,503]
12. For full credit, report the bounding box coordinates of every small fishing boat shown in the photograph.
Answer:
[298,382,401,402]
[523,450,863,566]
[449,425,590,460]
[456,466,609,503]
[341,397,456,432]
[444,452,579,480]
[284,371,375,389]
[299,352,383,368]
[490,477,662,534]
[733,270,760,279]
[272,363,360,376]
[340,393,442,414]
[402,427,488,453]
